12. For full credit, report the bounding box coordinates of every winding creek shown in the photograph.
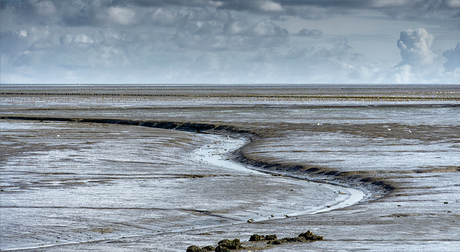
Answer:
[194,134,364,217]
[1,118,364,251]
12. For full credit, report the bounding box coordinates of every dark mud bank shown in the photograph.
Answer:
[1,115,395,201]
[233,146,394,200]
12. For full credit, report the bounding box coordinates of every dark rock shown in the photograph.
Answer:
[217,239,241,250]
[299,230,323,241]
[186,245,214,252]
[267,239,284,245]
[249,234,264,241]
[249,234,277,242]
[266,231,323,245]
[186,245,201,252]
[299,230,313,238]
[265,234,277,240]
[283,236,306,243]
[189,231,323,251]
[201,245,215,251]
[215,245,231,252]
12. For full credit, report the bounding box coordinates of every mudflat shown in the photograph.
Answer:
[1,85,459,251]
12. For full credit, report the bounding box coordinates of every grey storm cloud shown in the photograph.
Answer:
[208,0,460,18]
[4,0,460,27]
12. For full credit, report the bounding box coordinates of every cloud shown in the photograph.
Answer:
[60,34,94,45]
[283,5,346,20]
[283,39,352,62]
[396,28,436,67]
[30,38,54,50]
[244,20,289,37]
[174,40,359,84]
[106,6,137,25]
[216,0,460,20]
[297,28,323,37]
[150,7,184,26]
[0,31,29,66]
[5,0,460,29]
[390,28,460,83]
[1,0,459,84]
[443,41,460,71]
[29,0,57,16]
[131,0,223,8]
[371,0,460,19]
[392,64,416,84]
[259,1,283,12]
[168,10,289,51]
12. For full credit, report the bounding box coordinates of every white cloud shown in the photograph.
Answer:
[245,20,289,37]
[259,1,283,12]
[19,30,28,37]
[397,28,436,67]
[60,34,94,45]
[94,29,126,45]
[392,64,415,84]
[443,42,460,72]
[346,62,387,82]
[107,7,137,25]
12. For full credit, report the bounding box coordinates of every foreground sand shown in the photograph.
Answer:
[1,85,459,251]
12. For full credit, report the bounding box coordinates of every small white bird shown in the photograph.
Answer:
[227,135,230,141]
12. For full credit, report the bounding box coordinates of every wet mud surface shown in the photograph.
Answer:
[1,85,459,251]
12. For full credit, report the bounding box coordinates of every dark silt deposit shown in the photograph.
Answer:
[1,85,459,252]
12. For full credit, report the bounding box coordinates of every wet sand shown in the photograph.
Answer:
[1,85,459,251]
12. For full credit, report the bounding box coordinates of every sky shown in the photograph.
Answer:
[1,0,459,84]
